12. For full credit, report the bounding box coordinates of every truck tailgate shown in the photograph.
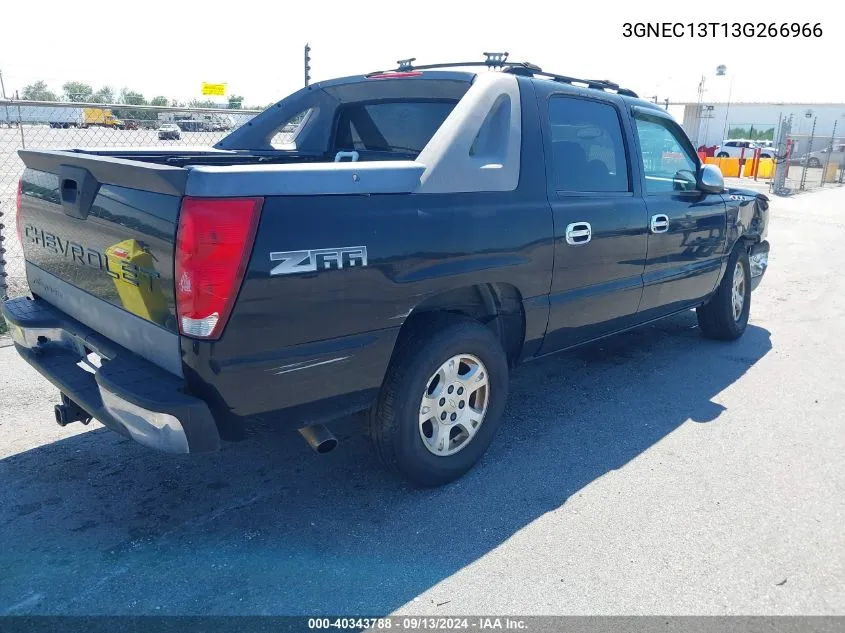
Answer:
[16,149,186,375]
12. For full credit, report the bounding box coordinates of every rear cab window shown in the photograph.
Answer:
[333,100,458,158]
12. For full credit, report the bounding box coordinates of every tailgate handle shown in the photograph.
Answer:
[59,165,99,220]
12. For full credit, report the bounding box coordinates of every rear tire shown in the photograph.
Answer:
[717,152,730,158]
[808,157,821,168]
[697,244,751,340]
[368,313,509,487]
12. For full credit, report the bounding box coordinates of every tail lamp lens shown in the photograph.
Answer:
[174,196,264,339]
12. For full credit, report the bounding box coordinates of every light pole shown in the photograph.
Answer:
[717,64,734,141]
[0,69,9,128]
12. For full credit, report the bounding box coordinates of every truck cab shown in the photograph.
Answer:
[2,55,770,487]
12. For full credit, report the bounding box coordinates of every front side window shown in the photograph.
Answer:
[334,100,457,156]
[548,96,630,193]
[633,115,698,193]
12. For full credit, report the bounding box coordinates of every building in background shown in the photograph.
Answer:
[678,102,845,156]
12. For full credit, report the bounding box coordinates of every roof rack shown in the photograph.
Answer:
[366,52,639,98]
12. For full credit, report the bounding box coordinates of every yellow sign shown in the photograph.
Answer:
[201,82,226,96]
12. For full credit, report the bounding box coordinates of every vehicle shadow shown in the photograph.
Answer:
[0,311,772,615]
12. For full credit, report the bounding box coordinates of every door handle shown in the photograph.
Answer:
[565,222,592,246]
[650,214,670,234]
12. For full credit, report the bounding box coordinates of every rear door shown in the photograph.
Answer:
[537,90,649,353]
[630,109,727,320]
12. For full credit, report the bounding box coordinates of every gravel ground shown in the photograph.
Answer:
[0,186,843,617]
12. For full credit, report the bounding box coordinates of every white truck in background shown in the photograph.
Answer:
[1,105,83,127]
[0,105,125,129]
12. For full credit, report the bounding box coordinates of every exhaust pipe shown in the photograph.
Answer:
[298,424,338,454]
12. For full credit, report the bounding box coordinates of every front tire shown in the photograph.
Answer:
[717,152,730,158]
[808,157,821,168]
[368,313,509,487]
[697,244,751,340]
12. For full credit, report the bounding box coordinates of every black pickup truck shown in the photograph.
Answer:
[2,55,770,486]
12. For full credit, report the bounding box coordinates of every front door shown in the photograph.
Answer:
[631,109,727,320]
[538,92,649,354]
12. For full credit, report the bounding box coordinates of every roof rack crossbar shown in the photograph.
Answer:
[366,54,639,98]
[396,58,417,71]
[482,51,510,67]
[528,70,638,97]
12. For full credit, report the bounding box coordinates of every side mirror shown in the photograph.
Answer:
[698,164,725,194]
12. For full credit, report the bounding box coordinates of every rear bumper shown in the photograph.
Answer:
[1,296,220,453]
[749,240,770,291]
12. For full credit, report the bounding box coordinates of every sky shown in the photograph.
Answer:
[0,0,840,108]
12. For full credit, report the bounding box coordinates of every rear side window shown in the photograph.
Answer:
[548,96,630,193]
[334,101,457,156]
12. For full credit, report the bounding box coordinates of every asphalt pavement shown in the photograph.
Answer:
[1,186,843,616]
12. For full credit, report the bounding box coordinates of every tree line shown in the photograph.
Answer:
[19,80,265,117]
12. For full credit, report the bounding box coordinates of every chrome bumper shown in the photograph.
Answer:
[749,240,770,291]
[1,297,220,453]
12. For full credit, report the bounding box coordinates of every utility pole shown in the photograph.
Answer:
[0,69,6,298]
[695,74,706,146]
[304,43,312,87]
[0,69,9,128]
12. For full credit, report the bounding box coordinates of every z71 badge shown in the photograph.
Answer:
[269,246,368,276]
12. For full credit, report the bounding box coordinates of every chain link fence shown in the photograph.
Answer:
[772,115,845,194]
[0,100,265,308]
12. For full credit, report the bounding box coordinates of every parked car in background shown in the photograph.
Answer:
[715,139,773,159]
[157,123,181,140]
[790,143,845,168]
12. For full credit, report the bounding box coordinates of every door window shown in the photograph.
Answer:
[633,115,698,193]
[548,96,630,193]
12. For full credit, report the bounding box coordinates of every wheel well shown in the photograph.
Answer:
[403,283,525,367]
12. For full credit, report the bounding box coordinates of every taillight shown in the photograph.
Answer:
[15,178,23,244]
[174,196,264,339]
